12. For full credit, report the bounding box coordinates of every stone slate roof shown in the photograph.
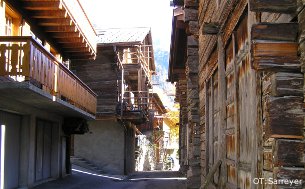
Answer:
[96,27,151,45]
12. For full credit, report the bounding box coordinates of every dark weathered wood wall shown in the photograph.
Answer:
[71,47,119,119]
[198,0,305,188]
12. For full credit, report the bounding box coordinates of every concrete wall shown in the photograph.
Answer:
[74,120,125,175]
[0,95,65,188]
[125,125,135,175]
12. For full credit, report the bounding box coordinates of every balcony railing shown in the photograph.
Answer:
[122,91,152,112]
[0,36,97,115]
[119,45,154,84]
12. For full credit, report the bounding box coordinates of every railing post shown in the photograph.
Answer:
[0,44,6,76]
[10,44,19,76]
[22,41,31,78]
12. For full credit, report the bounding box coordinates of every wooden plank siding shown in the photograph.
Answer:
[169,0,305,188]
[198,0,305,188]
[71,47,118,118]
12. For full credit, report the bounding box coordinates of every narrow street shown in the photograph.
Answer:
[33,166,186,189]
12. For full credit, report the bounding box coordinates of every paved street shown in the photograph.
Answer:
[33,167,186,189]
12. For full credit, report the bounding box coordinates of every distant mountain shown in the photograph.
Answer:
[153,48,169,71]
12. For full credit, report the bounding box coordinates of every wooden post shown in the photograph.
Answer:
[249,10,260,188]
[11,44,19,76]
[232,33,240,188]
[200,160,222,189]
[204,81,209,176]
[0,44,6,76]
[217,34,226,188]
[209,77,214,170]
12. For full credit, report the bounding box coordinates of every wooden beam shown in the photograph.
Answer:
[252,42,299,71]
[200,160,222,189]
[249,0,297,13]
[52,32,81,39]
[265,96,304,139]
[68,54,95,60]
[61,43,88,48]
[23,1,62,10]
[64,47,90,53]
[31,10,67,18]
[252,23,298,42]
[274,140,305,167]
[57,38,85,44]
[269,72,303,97]
[44,25,77,32]
[202,22,220,35]
[36,18,73,26]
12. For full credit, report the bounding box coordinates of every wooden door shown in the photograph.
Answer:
[35,119,53,182]
[224,13,258,189]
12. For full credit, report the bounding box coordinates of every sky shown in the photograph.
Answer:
[79,0,173,50]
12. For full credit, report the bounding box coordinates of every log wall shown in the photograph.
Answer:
[71,47,119,119]
[197,0,305,188]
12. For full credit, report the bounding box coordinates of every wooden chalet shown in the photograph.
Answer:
[151,93,167,167]
[71,27,156,175]
[169,2,201,188]
[96,27,155,124]
[0,0,97,188]
[169,0,305,188]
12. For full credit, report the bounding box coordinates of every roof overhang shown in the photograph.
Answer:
[168,7,187,83]
[5,0,97,60]
[152,93,167,114]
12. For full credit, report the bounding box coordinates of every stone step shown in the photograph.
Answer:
[70,156,104,174]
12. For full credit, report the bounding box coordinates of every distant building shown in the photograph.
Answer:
[135,92,167,171]
[72,27,158,175]
[0,0,97,188]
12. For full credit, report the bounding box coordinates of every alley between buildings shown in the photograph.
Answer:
[33,166,186,189]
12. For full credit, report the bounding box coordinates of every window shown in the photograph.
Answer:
[5,15,12,36]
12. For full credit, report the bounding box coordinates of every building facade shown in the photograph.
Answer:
[72,27,156,175]
[169,1,201,188]
[170,0,305,188]
[0,0,97,188]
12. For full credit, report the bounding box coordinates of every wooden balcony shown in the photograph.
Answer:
[117,91,151,125]
[5,0,97,59]
[119,46,154,90]
[0,36,97,119]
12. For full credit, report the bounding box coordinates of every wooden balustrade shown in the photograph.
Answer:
[0,36,97,115]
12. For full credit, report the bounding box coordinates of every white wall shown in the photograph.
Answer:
[74,120,125,175]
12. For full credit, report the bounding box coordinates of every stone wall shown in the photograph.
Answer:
[184,0,201,188]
